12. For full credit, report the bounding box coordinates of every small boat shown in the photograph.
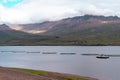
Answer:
[81,53,120,59]
[96,54,109,59]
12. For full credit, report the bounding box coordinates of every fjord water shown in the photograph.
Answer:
[0,46,120,80]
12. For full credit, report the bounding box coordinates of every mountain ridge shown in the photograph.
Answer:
[10,14,120,34]
[1,14,120,45]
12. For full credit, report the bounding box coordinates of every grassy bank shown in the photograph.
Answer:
[10,68,93,80]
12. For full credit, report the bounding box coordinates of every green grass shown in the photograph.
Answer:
[60,75,88,80]
[10,68,89,80]
[10,68,48,75]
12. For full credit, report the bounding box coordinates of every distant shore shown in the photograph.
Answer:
[0,66,98,80]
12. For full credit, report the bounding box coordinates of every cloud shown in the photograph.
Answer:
[0,0,119,24]
[79,5,115,16]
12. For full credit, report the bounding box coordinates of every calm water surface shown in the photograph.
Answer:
[0,46,120,80]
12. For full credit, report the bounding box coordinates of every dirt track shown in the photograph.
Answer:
[0,67,98,80]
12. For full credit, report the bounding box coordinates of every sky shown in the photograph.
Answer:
[0,0,120,24]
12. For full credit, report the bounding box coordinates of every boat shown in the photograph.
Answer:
[81,53,120,59]
[96,54,109,59]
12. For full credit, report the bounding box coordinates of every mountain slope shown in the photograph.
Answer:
[5,15,120,45]
[0,24,12,31]
[43,15,120,35]
[0,24,59,45]
[11,15,120,35]
[0,24,35,45]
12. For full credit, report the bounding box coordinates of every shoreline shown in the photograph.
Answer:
[0,66,98,80]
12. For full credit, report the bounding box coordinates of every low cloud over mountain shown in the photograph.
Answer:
[0,0,120,24]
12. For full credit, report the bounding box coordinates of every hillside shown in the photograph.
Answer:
[0,67,97,80]
[1,15,120,45]
[10,15,120,34]
[0,24,58,45]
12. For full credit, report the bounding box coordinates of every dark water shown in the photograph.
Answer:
[0,46,120,80]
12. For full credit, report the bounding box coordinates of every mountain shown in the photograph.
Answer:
[0,24,58,45]
[0,24,35,45]
[4,15,120,45]
[10,21,53,34]
[0,24,12,31]
[11,15,120,35]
